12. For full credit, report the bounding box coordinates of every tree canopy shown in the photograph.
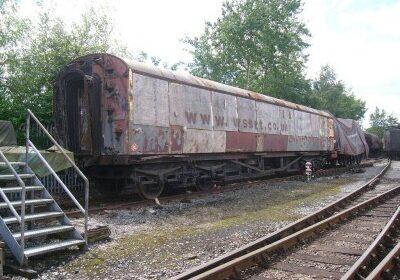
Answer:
[1,0,373,143]
[184,0,311,104]
[0,1,128,141]
[367,107,399,139]
[308,65,366,120]
[184,0,367,120]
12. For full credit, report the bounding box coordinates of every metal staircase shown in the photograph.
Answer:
[0,109,89,265]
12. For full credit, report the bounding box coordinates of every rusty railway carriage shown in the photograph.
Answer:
[54,53,339,199]
[384,128,400,159]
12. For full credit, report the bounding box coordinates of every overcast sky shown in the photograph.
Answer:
[21,0,400,127]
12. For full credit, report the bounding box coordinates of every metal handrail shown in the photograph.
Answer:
[0,151,26,263]
[26,109,88,245]
[28,141,85,213]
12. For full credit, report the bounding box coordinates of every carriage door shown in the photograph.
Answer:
[64,72,101,155]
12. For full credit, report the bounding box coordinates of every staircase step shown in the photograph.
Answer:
[24,239,85,257]
[3,211,64,224]
[0,162,26,167]
[2,186,44,193]
[0,174,35,180]
[13,225,74,240]
[0,198,53,209]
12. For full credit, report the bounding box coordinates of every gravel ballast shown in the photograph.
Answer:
[10,162,390,280]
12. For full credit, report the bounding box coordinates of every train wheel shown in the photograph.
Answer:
[196,178,214,192]
[137,181,164,200]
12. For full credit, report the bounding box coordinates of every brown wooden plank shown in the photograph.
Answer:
[382,202,400,205]
[356,217,388,223]
[342,229,378,236]
[324,235,371,245]
[248,276,275,280]
[272,262,343,279]
[361,213,392,218]
[353,219,386,225]
[373,207,397,212]
[292,253,352,266]
[368,209,396,214]
[312,245,364,256]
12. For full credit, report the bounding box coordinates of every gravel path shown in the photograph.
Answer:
[11,162,389,280]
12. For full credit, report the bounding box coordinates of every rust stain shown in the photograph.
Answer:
[226,131,257,152]
[170,125,184,153]
[263,134,289,151]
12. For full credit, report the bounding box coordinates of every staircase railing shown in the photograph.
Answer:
[26,109,89,246]
[0,151,26,264]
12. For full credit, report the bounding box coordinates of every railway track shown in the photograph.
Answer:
[171,159,394,280]
[342,204,400,280]
[66,161,377,218]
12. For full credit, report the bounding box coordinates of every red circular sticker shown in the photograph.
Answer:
[130,143,139,152]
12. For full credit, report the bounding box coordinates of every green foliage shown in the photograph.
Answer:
[309,65,366,120]
[184,0,367,120]
[133,51,184,71]
[184,0,311,104]
[367,107,399,139]
[0,1,127,143]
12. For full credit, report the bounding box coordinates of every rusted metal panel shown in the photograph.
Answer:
[130,125,169,154]
[56,53,337,159]
[236,97,257,133]
[287,136,307,151]
[170,125,184,154]
[182,129,226,153]
[287,136,329,151]
[101,55,130,155]
[226,131,257,152]
[319,116,327,138]
[256,102,291,135]
[310,113,320,137]
[169,83,213,130]
[280,107,295,136]
[211,91,238,131]
[328,118,335,138]
[124,57,332,119]
[294,110,312,137]
[256,134,264,151]
[263,134,289,151]
[131,73,169,127]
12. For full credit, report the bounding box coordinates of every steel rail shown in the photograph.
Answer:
[26,109,89,246]
[189,184,400,280]
[171,159,391,280]
[342,205,400,279]
[365,242,400,280]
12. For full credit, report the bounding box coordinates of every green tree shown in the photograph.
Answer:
[184,0,311,103]
[367,107,399,139]
[0,0,29,117]
[0,2,127,142]
[133,51,184,71]
[309,65,366,120]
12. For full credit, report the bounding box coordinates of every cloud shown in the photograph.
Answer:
[303,0,400,125]
[19,0,399,126]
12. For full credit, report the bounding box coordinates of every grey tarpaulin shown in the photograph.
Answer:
[0,120,17,146]
[334,118,369,157]
[0,146,74,177]
[0,120,73,177]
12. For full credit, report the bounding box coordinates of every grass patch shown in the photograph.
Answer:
[209,178,354,230]
[67,227,203,276]
[68,177,355,276]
